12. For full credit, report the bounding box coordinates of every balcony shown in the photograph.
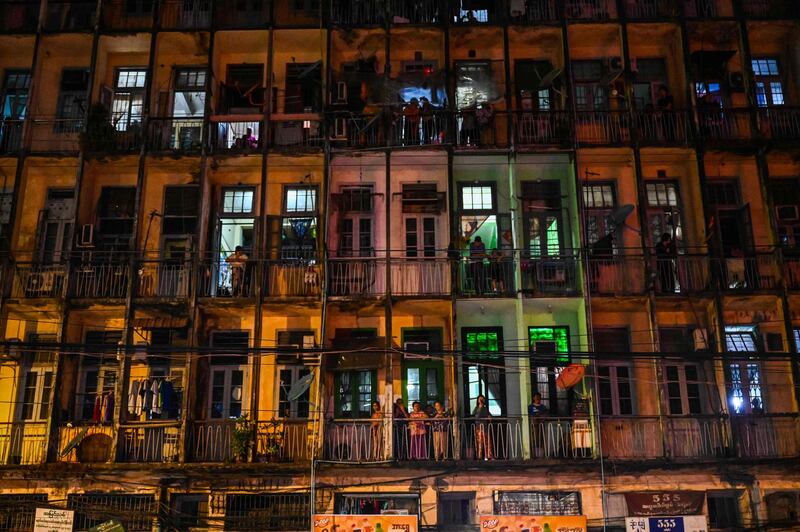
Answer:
[198,258,257,299]
[11,263,67,299]
[160,0,211,30]
[663,415,729,459]
[683,0,731,18]
[390,0,441,23]
[520,255,580,296]
[147,117,204,154]
[731,414,800,459]
[758,108,800,142]
[0,422,47,465]
[0,120,23,155]
[263,260,321,298]
[739,0,798,18]
[455,256,516,298]
[101,0,154,30]
[564,0,618,21]
[530,417,593,459]
[635,110,691,146]
[600,416,663,459]
[455,110,508,149]
[653,255,712,295]
[214,0,271,28]
[514,111,573,148]
[587,255,647,295]
[188,419,310,463]
[392,111,452,148]
[0,1,39,32]
[44,1,96,31]
[328,257,386,298]
[29,118,83,153]
[210,119,263,155]
[510,0,559,23]
[575,111,630,146]
[710,253,780,292]
[389,257,450,297]
[135,259,191,299]
[118,423,181,463]
[698,108,754,142]
[70,261,129,299]
[624,0,682,19]
[785,256,800,291]
[55,424,115,463]
[330,0,384,25]
[329,112,384,150]
[271,118,324,151]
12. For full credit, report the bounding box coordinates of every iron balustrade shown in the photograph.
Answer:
[393,417,456,461]
[0,119,23,155]
[784,256,800,290]
[55,424,115,463]
[389,257,451,296]
[271,118,324,150]
[159,0,211,29]
[136,259,192,299]
[455,110,507,148]
[147,117,204,153]
[0,422,48,465]
[564,0,617,20]
[43,1,97,31]
[739,0,798,18]
[0,1,40,32]
[214,0,271,28]
[330,0,385,25]
[393,110,453,147]
[514,110,573,148]
[653,254,712,295]
[758,107,800,141]
[327,257,387,297]
[683,0,728,17]
[455,254,517,297]
[520,255,580,296]
[189,418,310,463]
[198,257,257,298]
[600,416,664,459]
[323,418,387,462]
[263,259,321,298]
[70,261,129,299]
[510,0,559,22]
[390,0,441,23]
[698,108,754,141]
[101,0,154,30]
[575,111,631,146]
[664,415,730,459]
[117,422,181,463]
[459,417,525,461]
[624,0,682,18]
[29,118,83,152]
[329,112,384,149]
[731,414,800,459]
[529,417,593,459]
[11,263,67,299]
[635,109,691,146]
[709,253,780,291]
[210,119,263,154]
[587,255,647,295]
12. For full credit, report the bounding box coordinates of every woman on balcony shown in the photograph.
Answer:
[409,401,429,460]
[431,401,450,461]
[473,394,493,460]
[370,401,384,461]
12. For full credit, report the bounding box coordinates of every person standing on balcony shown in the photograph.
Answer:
[420,97,435,144]
[476,102,494,146]
[528,392,549,458]
[393,398,409,460]
[409,401,429,460]
[469,236,487,295]
[655,85,675,141]
[655,233,677,293]
[447,238,462,293]
[472,394,493,460]
[431,401,450,461]
[226,246,248,296]
[489,248,507,293]
[370,401,384,461]
[402,98,420,145]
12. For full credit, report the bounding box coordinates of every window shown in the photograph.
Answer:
[222,187,255,215]
[69,494,156,532]
[593,328,630,353]
[335,494,419,516]
[646,181,683,246]
[173,68,207,117]
[695,82,722,101]
[278,366,310,418]
[495,491,582,516]
[632,58,668,109]
[111,68,147,131]
[209,366,247,419]
[460,184,495,212]
[455,62,493,109]
[223,64,264,114]
[0,191,12,249]
[171,494,208,530]
[335,370,376,418]
[765,491,799,526]
[403,328,444,411]
[281,186,318,259]
[752,58,784,107]
[706,180,740,207]
[728,361,764,414]
[529,327,571,416]
[597,364,634,415]
[284,186,317,214]
[402,184,444,214]
[522,181,563,257]
[338,186,373,213]
[769,179,800,248]
[56,69,89,129]
[162,185,199,235]
[583,183,617,248]
[39,188,75,264]
[707,492,741,530]
[573,61,606,111]
[78,330,121,421]
[404,216,436,258]
[0,494,47,531]
[18,369,53,421]
[225,493,310,531]
[284,62,322,113]
[463,327,504,416]
[725,327,757,352]
[439,493,475,527]
[1,70,31,119]
[665,364,703,415]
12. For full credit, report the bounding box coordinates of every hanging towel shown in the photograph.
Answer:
[103,392,115,423]
[128,380,141,416]
[150,380,162,416]
[92,394,102,423]
[142,379,153,412]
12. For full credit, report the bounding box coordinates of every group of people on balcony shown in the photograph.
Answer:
[463,236,511,296]
[396,98,496,147]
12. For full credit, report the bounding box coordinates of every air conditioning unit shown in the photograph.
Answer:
[25,270,55,296]
[334,117,347,138]
[335,81,348,103]
[776,205,799,222]
[76,224,94,248]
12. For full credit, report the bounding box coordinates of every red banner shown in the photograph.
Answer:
[478,515,588,531]
[313,514,417,532]
[624,491,706,517]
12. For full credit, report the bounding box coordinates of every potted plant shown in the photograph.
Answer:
[79,103,117,154]
[230,414,254,463]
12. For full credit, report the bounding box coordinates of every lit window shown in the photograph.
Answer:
[222,188,254,215]
[461,185,494,211]
[751,58,780,77]
[728,362,764,414]
[115,68,147,89]
[646,182,679,207]
[725,328,757,352]
[582,184,615,208]
[284,186,317,214]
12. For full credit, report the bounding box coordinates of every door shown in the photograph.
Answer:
[717,205,753,256]
[38,189,75,264]
[515,60,556,111]
[159,237,191,296]
[209,366,248,419]
[403,362,444,411]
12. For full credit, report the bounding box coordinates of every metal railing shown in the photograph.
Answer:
[147,117,204,153]
[392,111,452,147]
[636,109,691,145]
[390,0,441,23]
[330,0,384,25]
[44,1,96,31]
[600,416,664,459]
[214,0,271,28]
[710,254,780,291]
[664,415,730,459]
[698,108,753,141]
[510,0,559,22]
[160,0,211,29]
[198,259,257,298]
[653,255,712,295]
[263,260,321,298]
[330,112,384,149]
[683,0,729,17]
[118,423,181,463]
[0,1,40,32]
[136,260,191,298]
[70,262,129,298]
[455,110,508,148]
[459,417,525,461]
[271,118,324,150]
[390,258,450,296]
[0,422,48,465]
[520,255,580,296]
[11,263,67,299]
[758,108,800,141]
[739,0,798,18]
[587,256,647,295]
[55,424,115,463]
[210,119,262,154]
[564,0,617,20]
[529,417,593,459]
[731,414,800,458]
[624,0,682,18]
[189,419,310,462]
[785,257,800,290]
[514,111,572,147]
[101,0,154,30]
[456,256,516,297]
[393,418,455,461]
[327,257,387,297]
[29,118,83,152]
[0,119,23,154]
[324,419,386,461]
[575,111,630,145]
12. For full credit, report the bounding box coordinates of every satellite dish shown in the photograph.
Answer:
[608,204,635,227]
[556,364,586,390]
[287,371,315,402]
[538,68,562,90]
[601,69,624,86]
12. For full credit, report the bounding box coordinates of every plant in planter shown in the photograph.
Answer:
[79,103,117,154]
[230,414,255,463]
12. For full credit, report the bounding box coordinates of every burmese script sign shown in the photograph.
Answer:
[33,508,74,532]
[624,492,706,517]
[625,515,708,532]
[479,515,588,531]
[313,514,417,531]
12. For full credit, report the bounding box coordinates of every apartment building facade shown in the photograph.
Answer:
[0,0,799,529]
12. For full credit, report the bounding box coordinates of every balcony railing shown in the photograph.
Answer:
[455,110,508,149]
[327,257,387,297]
[147,117,204,153]
[271,118,324,150]
[214,0,271,28]
[55,424,115,463]
[564,0,618,20]
[392,111,452,147]
[514,111,572,148]
[587,256,647,295]
[624,0,682,18]
[44,1,96,31]
[390,258,450,297]
[758,108,800,141]
[136,260,191,299]
[600,416,664,459]
[521,255,580,296]
[529,417,593,459]
[683,0,731,17]
[0,119,23,155]
[11,263,67,299]
[698,108,753,141]
[456,256,516,298]
[210,119,262,154]
[101,0,154,30]
[575,111,630,145]
[70,262,129,299]
[198,259,257,298]
[330,113,384,149]
[263,260,321,298]
[390,0,441,23]
[710,253,780,291]
[739,0,798,18]
[731,414,800,458]
[189,419,309,462]
[0,1,40,32]
[636,110,691,145]
[653,255,711,295]
[324,419,385,462]
[160,0,211,29]
[118,423,181,463]
[664,415,730,459]
[0,422,47,465]
[785,256,800,291]
[29,118,83,152]
[459,417,525,461]
[510,0,559,22]
[330,0,384,25]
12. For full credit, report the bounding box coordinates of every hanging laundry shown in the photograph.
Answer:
[128,380,141,416]
[103,392,115,423]
[92,394,102,424]
[161,380,178,419]
[150,379,161,416]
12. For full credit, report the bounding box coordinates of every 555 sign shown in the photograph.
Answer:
[625,515,708,532]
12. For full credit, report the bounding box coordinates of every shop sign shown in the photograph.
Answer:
[313,514,417,531]
[33,508,74,532]
[625,515,708,532]
[478,515,587,531]
[624,492,705,517]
